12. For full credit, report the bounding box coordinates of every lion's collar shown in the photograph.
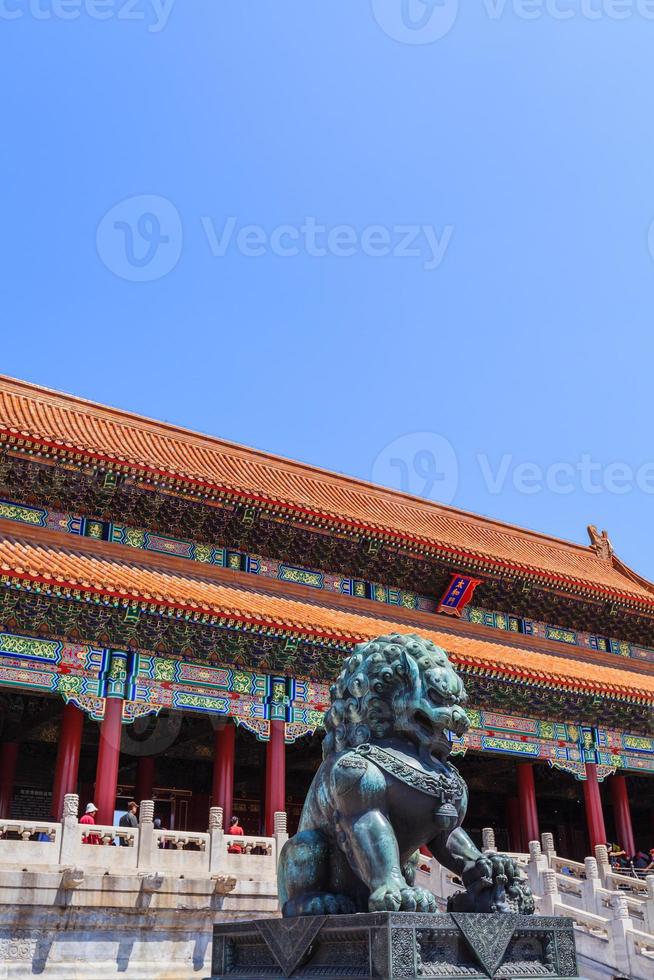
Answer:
[354,743,463,803]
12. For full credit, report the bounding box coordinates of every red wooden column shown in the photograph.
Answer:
[94,698,123,826]
[135,756,156,805]
[51,703,84,820]
[517,763,540,845]
[212,721,236,823]
[506,797,523,853]
[583,763,607,852]
[0,742,19,819]
[265,720,286,836]
[609,774,635,857]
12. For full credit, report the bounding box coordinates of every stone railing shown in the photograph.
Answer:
[472,828,654,980]
[0,799,288,979]
[0,820,62,866]
[0,796,282,883]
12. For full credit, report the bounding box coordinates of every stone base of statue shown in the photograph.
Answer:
[207,911,578,979]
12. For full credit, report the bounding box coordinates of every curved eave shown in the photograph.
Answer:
[0,531,652,707]
[3,427,654,613]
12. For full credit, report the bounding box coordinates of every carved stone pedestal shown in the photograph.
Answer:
[207,912,578,979]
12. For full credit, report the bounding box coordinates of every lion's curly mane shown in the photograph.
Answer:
[322,632,457,758]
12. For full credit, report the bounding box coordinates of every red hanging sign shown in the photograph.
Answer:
[438,574,483,618]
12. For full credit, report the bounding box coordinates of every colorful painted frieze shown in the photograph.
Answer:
[1,496,651,669]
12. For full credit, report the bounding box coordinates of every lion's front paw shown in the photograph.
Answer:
[369,884,402,912]
[369,884,437,913]
[399,886,438,912]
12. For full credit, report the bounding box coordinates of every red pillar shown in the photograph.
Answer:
[609,774,635,857]
[0,742,19,819]
[265,720,286,836]
[135,756,155,804]
[94,698,123,827]
[506,796,523,853]
[583,763,607,852]
[51,703,84,820]
[212,722,236,823]
[517,763,540,845]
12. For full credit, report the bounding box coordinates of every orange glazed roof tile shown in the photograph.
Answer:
[0,526,652,702]
[1,374,653,605]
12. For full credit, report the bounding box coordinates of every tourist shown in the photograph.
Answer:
[227,815,245,853]
[36,817,56,843]
[153,816,168,848]
[606,842,627,868]
[632,849,651,870]
[118,801,138,845]
[80,803,100,845]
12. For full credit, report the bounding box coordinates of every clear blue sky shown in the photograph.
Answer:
[2,2,654,579]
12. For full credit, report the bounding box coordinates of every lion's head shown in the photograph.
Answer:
[322,633,470,760]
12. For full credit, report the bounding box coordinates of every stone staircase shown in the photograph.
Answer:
[416,828,654,980]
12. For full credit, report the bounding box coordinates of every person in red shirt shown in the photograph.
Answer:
[227,815,245,853]
[80,802,101,845]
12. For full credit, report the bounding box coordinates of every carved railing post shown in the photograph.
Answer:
[59,793,80,866]
[581,856,601,912]
[209,807,223,831]
[137,799,155,870]
[541,832,556,863]
[481,827,496,853]
[62,794,79,819]
[273,811,288,864]
[594,844,611,886]
[540,869,559,915]
[644,875,654,934]
[527,839,545,898]
[208,806,226,873]
[609,892,633,977]
[584,856,599,881]
[139,800,155,825]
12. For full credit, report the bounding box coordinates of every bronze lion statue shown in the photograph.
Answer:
[278,633,534,917]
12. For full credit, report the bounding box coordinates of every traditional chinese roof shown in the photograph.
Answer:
[1,521,652,703]
[1,374,653,608]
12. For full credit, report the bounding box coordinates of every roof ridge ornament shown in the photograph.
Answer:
[587,524,614,562]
